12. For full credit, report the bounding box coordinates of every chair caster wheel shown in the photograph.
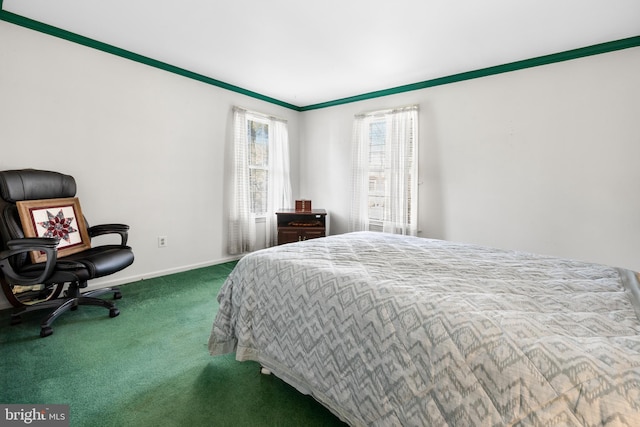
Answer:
[109,308,120,318]
[40,327,53,338]
[114,291,122,300]
[10,316,21,326]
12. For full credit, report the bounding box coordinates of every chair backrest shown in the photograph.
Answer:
[0,169,77,267]
[0,169,76,204]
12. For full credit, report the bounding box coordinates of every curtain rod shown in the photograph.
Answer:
[233,106,287,123]
[354,104,418,119]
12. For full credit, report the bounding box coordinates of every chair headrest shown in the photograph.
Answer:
[0,169,76,202]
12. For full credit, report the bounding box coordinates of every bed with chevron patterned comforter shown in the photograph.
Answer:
[208,231,640,426]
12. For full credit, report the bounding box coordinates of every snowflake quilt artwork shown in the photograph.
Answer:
[17,197,91,263]
[37,208,78,243]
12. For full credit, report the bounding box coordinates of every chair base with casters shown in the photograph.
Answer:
[6,280,123,338]
[0,169,134,337]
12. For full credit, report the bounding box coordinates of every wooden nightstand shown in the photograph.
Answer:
[276,209,327,245]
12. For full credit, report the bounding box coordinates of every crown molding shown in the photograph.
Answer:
[0,9,301,111]
[300,35,640,111]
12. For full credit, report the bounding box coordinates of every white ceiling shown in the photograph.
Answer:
[3,0,640,108]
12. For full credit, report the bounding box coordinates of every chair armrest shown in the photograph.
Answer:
[0,238,58,285]
[88,224,130,245]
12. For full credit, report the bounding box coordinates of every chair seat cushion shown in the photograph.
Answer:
[64,245,134,278]
[12,245,133,286]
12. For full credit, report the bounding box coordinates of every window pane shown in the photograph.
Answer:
[247,118,269,215]
[249,167,268,214]
[368,120,386,221]
[369,121,385,169]
[249,120,269,167]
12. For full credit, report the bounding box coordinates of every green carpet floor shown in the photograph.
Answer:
[0,262,347,426]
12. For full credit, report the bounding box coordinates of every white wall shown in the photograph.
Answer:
[301,47,640,271]
[0,21,301,306]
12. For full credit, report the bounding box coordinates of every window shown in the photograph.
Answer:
[228,107,292,254]
[350,105,418,235]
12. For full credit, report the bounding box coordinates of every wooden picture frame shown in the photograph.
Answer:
[17,197,91,263]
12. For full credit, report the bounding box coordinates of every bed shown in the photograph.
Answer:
[208,231,640,426]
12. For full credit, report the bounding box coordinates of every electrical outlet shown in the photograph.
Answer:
[158,236,168,248]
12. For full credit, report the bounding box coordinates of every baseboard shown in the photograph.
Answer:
[0,255,242,311]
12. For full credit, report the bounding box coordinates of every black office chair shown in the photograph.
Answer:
[0,169,134,337]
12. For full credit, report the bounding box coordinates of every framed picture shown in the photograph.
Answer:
[17,197,91,263]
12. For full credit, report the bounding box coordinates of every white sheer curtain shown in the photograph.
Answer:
[350,116,371,232]
[350,105,419,236]
[228,107,291,254]
[266,119,292,247]
[228,107,255,254]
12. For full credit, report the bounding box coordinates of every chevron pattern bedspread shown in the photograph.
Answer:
[208,232,640,426]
